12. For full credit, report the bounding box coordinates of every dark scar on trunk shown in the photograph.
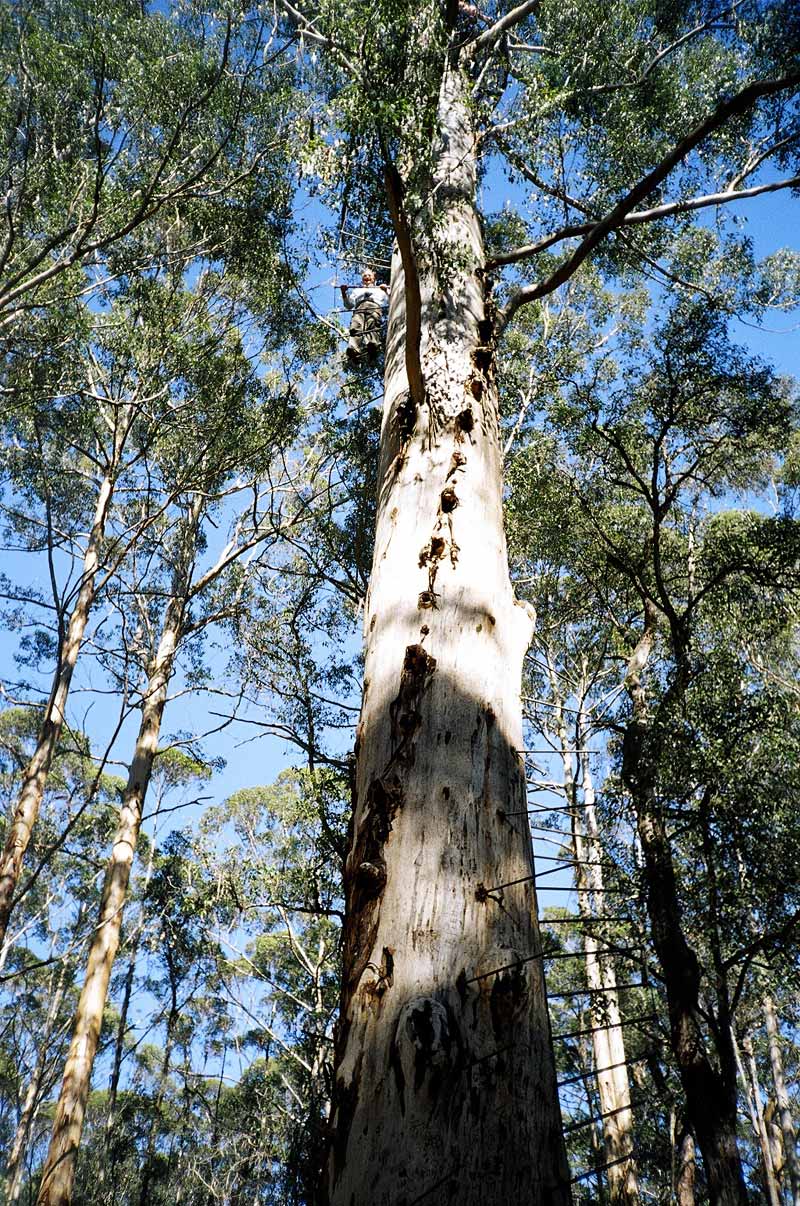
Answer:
[388,643,437,765]
[482,705,495,809]
[394,390,416,441]
[472,308,496,384]
[448,449,467,476]
[418,534,446,567]
[326,776,401,1186]
[489,963,528,1035]
[413,1001,449,1092]
[477,315,494,343]
[329,1054,362,1187]
[389,1029,407,1113]
[362,945,395,1006]
[341,776,403,1006]
[456,407,475,438]
[419,533,448,605]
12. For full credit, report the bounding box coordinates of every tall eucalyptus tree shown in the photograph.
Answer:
[36,283,301,1206]
[508,297,800,1203]
[0,0,294,329]
[0,0,298,953]
[273,2,800,1201]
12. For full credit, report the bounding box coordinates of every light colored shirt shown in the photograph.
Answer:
[343,285,389,310]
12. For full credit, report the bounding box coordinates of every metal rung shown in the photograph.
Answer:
[554,1014,656,1042]
[558,1052,654,1089]
[547,983,643,1000]
[570,1149,635,1185]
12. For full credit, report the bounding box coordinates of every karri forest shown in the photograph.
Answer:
[0,1,799,1204]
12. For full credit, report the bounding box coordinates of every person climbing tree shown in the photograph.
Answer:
[457,1,489,30]
[340,269,389,362]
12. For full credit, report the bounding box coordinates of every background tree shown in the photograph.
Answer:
[35,274,302,1204]
[506,296,800,1201]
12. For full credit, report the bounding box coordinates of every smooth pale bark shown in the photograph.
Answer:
[575,730,639,1206]
[675,1125,697,1206]
[764,994,800,1206]
[36,499,201,1206]
[0,469,116,950]
[326,64,570,1206]
[100,839,156,1201]
[736,1032,781,1206]
[4,961,68,1203]
[623,632,748,1206]
[766,1111,786,1198]
[98,948,136,1201]
[551,695,638,1206]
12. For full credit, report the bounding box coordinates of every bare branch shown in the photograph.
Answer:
[498,71,800,329]
[380,139,425,410]
[466,0,539,58]
[489,131,594,215]
[489,172,800,269]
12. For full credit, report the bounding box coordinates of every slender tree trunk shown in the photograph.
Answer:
[139,996,179,1206]
[0,470,116,949]
[98,949,136,1203]
[766,1109,786,1200]
[577,1020,605,1203]
[100,838,156,1201]
[763,994,800,1206]
[574,717,639,1206]
[552,690,638,1206]
[631,789,746,1205]
[736,1032,781,1206]
[675,1125,697,1206]
[622,634,748,1206]
[36,500,201,1206]
[325,63,570,1206]
[4,962,68,1203]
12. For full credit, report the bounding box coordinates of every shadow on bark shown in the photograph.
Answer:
[325,644,572,1206]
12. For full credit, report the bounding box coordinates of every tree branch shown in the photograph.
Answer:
[489,172,800,268]
[465,0,539,58]
[498,71,800,329]
[275,0,357,73]
[581,2,748,99]
[489,131,594,215]
[727,907,800,1015]
[380,139,425,409]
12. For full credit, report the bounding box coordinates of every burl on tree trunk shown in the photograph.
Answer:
[326,65,570,1206]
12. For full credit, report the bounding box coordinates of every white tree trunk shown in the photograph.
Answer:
[36,498,201,1206]
[552,697,638,1206]
[575,736,639,1206]
[734,1030,781,1206]
[4,961,68,1203]
[0,470,115,948]
[99,840,156,1200]
[326,64,569,1206]
[764,994,800,1206]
